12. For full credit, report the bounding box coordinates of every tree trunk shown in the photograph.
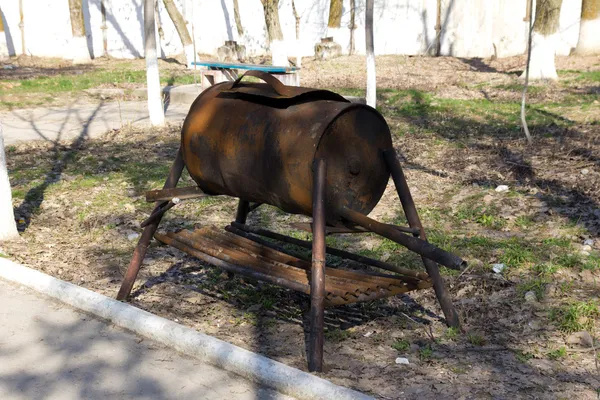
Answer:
[233,0,244,38]
[145,0,165,126]
[68,0,91,64]
[0,123,19,242]
[261,0,287,66]
[291,0,301,67]
[524,0,563,81]
[365,0,376,107]
[328,0,343,28]
[349,0,356,55]
[574,0,600,55]
[0,7,8,60]
[162,0,194,67]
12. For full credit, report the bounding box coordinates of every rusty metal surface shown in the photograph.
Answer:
[153,227,428,306]
[229,221,430,281]
[180,70,393,220]
[290,222,420,236]
[117,147,185,301]
[383,149,461,327]
[309,158,327,372]
[340,206,465,270]
[146,186,207,202]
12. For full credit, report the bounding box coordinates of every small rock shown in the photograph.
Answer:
[492,263,506,274]
[584,239,594,246]
[544,284,557,298]
[395,357,410,365]
[580,250,590,257]
[363,331,374,337]
[581,169,589,175]
[524,291,537,302]
[247,304,261,312]
[127,232,140,241]
[582,244,592,252]
[495,185,509,192]
[566,331,594,348]
[381,252,391,262]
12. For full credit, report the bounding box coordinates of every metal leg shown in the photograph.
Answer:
[383,149,460,328]
[235,199,250,224]
[116,148,185,300]
[308,158,327,372]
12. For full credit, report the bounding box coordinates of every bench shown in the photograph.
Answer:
[190,60,300,89]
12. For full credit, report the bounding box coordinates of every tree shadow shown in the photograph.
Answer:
[0,281,281,399]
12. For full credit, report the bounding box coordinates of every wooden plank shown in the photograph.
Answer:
[145,186,208,202]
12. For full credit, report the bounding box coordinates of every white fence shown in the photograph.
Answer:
[0,0,584,60]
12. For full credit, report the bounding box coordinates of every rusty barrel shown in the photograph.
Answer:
[181,71,393,220]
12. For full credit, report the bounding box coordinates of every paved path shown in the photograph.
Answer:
[0,279,293,400]
[0,100,191,145]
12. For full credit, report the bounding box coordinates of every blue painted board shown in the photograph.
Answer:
[191,60,298,73]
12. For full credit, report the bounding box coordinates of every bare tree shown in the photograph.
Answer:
[68,0,91,64]
[162,0,194,67]
[145,0,164,126]
[521,0,534,145]
[349,0,356,55]
[0,123,19,242]
[0,7,8,60]
[523,0,564,81]
[233,0,244,38]
[365,0,376,107]
[328,0,342,28]
[261,0,288,66]
[574,0,600,55]
[291,0,301,67]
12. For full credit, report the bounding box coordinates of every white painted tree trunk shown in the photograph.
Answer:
[0,34,8,60]
[365,0,376,108]
[144,0,165,126]
[0,123,19,242]
[71,36,91,64]
[184,43,195,68]
[524,32,558,81]
[575,18,600,55]
[270,40,288,67]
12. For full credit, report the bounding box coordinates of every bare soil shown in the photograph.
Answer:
[3,55,600,399]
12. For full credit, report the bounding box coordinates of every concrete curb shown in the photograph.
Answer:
[0,258,372,400]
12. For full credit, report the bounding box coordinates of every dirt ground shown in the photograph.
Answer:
[3,55,600,399]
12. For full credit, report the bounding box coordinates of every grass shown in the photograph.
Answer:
[0,68,195,96]
[467,333,486,346]
[517,277,548,301]
[547,346,567,360]
[550,300,599,333]
[326,329,351,342]
[419,345,434,360]
[514,350,534,363]
[391,339,410,352]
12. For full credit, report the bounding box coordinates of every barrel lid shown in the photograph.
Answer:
[219,70,349,104]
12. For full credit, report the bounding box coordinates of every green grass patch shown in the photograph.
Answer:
[514,350,534,363]
[467,333,486,346]
[547,346,567,360]
[391,339,410,352]
[326,329,351,342]
[499,238,535,268]
[551,300,599,333]
[0,69,196,96]
[517,277,548,300]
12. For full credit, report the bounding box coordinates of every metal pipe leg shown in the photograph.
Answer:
[116,148,185,300]
[235,199,250,224]
[308,158,327,372]
[383,149,460,328]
